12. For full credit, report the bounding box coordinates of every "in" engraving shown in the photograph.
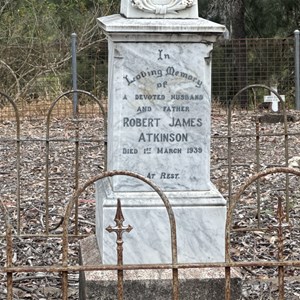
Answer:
[158,49,170,60]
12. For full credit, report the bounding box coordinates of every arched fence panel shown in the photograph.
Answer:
[45,90,107,236]
[0,87,300,299]
[62,170,178,300]
[226,167,300,300]
[0,90,106,238]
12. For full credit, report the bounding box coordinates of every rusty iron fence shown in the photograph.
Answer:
[0,87,300,299]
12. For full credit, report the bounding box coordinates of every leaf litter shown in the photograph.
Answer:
[0,109,299,299]
[211,109,300,299]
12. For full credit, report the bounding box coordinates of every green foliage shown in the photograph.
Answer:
[0,0,115,97]
[245,0,282,37]
[198,0,209,18]
[244,0,299,37]
[200,0,300,38]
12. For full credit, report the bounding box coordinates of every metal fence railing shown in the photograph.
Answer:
[0,35,299,120]
[0,89,300,298]
[0,32,300,299]
[212,37,295,108]
[2,164,299,299]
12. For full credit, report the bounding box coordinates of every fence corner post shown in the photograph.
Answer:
[295,29,300,110]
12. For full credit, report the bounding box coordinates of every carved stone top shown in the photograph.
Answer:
[132,0,195,15]
[121,0,198,19]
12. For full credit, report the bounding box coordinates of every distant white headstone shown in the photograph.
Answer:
[264,86,285,112]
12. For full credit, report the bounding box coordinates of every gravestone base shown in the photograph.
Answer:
[79,235,242,300]
[96,179,226,265]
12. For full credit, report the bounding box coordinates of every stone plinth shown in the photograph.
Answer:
[96,179,226,264]
[79,235,242,300]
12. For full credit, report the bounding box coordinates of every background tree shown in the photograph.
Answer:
[200,0,300,38]
[0,0,299,105]
[0,0,115,98]
[200,0,299,107]
[245,0,300,37]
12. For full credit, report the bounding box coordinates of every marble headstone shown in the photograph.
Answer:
[96,2,226,265]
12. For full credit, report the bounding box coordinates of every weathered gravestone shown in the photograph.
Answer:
[95,0,227,266]
[79,1,244,299]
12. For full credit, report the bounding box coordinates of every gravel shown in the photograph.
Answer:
[0,109,300,299]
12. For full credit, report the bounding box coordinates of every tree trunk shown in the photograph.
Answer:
[231,0,246,39]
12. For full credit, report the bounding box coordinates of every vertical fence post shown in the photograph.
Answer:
[71,33,78,116]
[295,30,300,110]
